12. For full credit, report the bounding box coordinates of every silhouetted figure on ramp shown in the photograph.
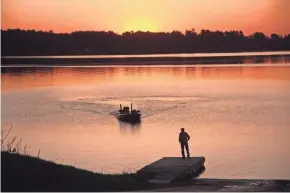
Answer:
[179,128,190,159]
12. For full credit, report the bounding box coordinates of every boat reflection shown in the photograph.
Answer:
[118,120,142,135]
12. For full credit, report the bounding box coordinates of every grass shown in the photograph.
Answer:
[1,151,153,192]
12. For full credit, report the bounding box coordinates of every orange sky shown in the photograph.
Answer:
[2,0,290,35]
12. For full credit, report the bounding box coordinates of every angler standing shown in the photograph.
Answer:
[178,128,190,159]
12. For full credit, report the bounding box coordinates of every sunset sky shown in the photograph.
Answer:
[2,0,290,35]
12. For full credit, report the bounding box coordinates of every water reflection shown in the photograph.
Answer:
[118,120,141,135]
[2,64,290,91]
[243,55,286,64]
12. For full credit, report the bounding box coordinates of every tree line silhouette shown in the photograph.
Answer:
[1,28,290,56]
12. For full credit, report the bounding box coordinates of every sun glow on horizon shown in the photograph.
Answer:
[123,18,158,32]
[2,0,290,35]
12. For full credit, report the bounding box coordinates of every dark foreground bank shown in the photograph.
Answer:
[1,152,153,192]
[2,152,290,192]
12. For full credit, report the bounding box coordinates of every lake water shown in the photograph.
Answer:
[2,54,290,179]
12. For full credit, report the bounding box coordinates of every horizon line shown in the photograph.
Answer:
[2,28,289,36]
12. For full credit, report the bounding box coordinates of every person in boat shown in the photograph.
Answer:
[179,128,190,159]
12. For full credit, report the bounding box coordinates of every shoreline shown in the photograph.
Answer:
[3,51,290,58]
[2,55,290,66]
[2,52,290,66]
[2,151,290,192]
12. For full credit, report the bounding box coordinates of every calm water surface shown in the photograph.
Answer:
[2,63,290,179]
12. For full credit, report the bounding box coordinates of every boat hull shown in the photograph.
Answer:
[117,113,141,123]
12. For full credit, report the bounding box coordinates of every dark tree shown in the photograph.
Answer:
[1,29,290,56]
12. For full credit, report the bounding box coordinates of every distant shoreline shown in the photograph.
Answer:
[2,29,290,57]
[2,52,290,66]
[2,51,290,58]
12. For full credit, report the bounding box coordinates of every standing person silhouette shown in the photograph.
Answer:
[179,128,190,159]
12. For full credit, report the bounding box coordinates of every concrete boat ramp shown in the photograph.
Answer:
[137,157,205,184]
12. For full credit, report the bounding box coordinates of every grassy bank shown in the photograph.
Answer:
[1,151,153,192]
